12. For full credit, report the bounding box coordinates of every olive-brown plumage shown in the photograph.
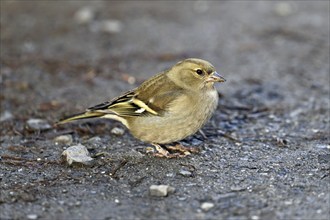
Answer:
[58,58,225,157]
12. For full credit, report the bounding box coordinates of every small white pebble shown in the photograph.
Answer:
[201,202,214,211]
[166,173,175,177]
[179,170,192,177]
[74,7,94,24]
[149,185,175,197]
[27,214,38,220]
[251,215,260,220]
[284,200,293,205]
[54,135,73,144]
[127,76,136,85]
[99,20,122,33]
[27,118,51,130]
[315,144,330,149]
[0,111,13,122]
[274,2,292,16]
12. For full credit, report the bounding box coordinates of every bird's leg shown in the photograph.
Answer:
[151,143,199,158]
[198,129,208,139]
[151,143,171,158]
[151,143,184,158]
[165,143,200,156]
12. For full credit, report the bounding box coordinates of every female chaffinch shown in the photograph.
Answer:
[58,58,226,158]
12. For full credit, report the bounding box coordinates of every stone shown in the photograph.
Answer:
[27,118,51,130]
[54,135,73,144]
[149,185,175,197]
[178,169,192,177]
[62,144,93,166]
[0,111,13,122]
[274,2,292,16]
[26,214,38,220]
[74,6,94,24]
[201,202,214,211]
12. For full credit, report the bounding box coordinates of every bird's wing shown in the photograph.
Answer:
[88,73,183,117]
[87,90,139,116]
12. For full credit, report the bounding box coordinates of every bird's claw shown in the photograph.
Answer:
[150,143,199,158]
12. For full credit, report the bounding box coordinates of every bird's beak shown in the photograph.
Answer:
[206,71,226,83]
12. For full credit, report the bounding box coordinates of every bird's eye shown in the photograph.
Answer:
[196,69,203,75]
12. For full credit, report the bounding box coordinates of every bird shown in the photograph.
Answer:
[57,58,226,158]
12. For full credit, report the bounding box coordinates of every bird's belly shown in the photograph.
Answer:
[131,114,201,144]
[129,92,218,144]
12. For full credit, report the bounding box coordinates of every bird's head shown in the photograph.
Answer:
[168,58,226,90]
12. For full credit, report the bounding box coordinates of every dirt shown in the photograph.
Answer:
[1,1,329,220]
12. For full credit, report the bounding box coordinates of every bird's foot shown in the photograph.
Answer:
[150,143,199,158]
[166,143,200,155]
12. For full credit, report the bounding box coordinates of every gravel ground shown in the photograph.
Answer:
[1,1,329,220]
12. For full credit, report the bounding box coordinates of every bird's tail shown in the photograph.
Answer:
[56,111,105,125]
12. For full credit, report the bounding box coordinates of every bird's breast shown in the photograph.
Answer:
[128,88,218,144]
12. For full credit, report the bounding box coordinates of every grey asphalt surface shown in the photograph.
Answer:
[1,1,329,220]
